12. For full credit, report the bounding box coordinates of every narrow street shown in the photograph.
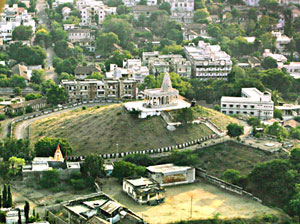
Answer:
[36,0,57,81]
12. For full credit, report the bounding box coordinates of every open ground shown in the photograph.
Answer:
[29,104,222,155]
[101,178,282,224]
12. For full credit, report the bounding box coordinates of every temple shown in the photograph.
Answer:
[144,72,179,108]
[124,72,190,118]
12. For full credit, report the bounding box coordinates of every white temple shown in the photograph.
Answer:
[124,72,190,118]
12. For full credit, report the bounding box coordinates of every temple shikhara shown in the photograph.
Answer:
[125,72,190,118]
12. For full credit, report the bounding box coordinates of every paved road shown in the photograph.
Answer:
[14,103,113,139]
[36,0,57,81]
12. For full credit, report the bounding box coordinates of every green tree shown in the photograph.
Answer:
[223,169,241,185]
[0,210,6,223]
[34,137,72,157]
[31,69,45,85]
[24,201,30,222]
[105,50,132,69]
[0,138,32,161]
[34,28,52,48]
[25,93,42,101]
[40,170,60,188]
[226,123,244,138]
[247,117,261,127]
[81,154,105,179]
[158,2,171,14]
[112,161,136,180]
[89,72,103,80]
[174,108,194,124]
[116,5,130,15]
[46,84,66,105]
[193,9,209,23]
[12,25,33,41]
[7,185,12,208]
[249,159,295,206]
[102,18,134,47]
[261,57,277,69]
[273,109,283,120]
[2,184,7,208]
[8,157,25,176]
[123,154,153,167]
[13,87,22,96]
[96,32,120,57]
[265,122,288,139]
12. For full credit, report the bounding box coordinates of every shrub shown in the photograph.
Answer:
[82,106,86,110]
[0,114,6,121]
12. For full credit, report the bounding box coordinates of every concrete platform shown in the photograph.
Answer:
[124,100,191,118]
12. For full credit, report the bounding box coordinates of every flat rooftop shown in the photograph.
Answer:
[147,163,192,174]
[125,177,155,187]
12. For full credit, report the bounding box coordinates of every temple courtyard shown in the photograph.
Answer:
[101,178,282,224]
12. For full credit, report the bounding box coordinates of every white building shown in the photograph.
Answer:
[283,62,300,79]
[0,4,36,42]
[221,88,274,120]
[67,28,95,52]
[164,0,194,23]
[76,0,116,26]
[52,0,74,8]
[275,104,300,120]
[263,49,287,68]
[146,164,195,187]
[124,72,190,118]
[243,0,259,6]
[143,53,192,78]
[106,60,149,82]
[272,31,291,56]
[184,41,232,80]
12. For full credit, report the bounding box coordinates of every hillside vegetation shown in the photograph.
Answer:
[29,104,237,155]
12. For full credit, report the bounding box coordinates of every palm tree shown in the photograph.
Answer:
[271,90,282,106]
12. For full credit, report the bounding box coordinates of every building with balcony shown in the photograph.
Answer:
[184,41,232,80]
[61,78,138,103]
[221,88,274,120]
[283,62,300,79]
[144,53,192,78]
[164,0,194,23]
[272,31,291,56]
[76,0,116,26]
[123,177,165,205]
[67,28,96,52]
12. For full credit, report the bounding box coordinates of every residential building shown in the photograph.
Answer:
[67,28,96,52]
[63,24,75,30]
[0,208,26,224]
[243,0,259,6]
[221,88,274,120]
[283,62,300,79]
[61,78,138,102]
[74,65,102,80]
[106,61,149,82]
[131,5,158,19]
[0,4,36,42]
[4,98,47,115]
[62,6,72,20]
[182,24,208,39]
[146,163,195,187]
[52,0,74,8]
[145,54,192,78]
[262,49,287,68]
[76,0,116,26]
[63,193,144,224]
[272,31,291,56]
[275,104,300,120]
[184,41,232,80]
[164,0,194,23]
[123,177,165,205]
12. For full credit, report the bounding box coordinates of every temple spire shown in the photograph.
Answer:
[54,145,64,162]
[161,72,172,92]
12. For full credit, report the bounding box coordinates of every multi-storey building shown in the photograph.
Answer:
[0,4,36,42]
[144,53,192,78]
[283,62,300,79]
[67,28,96,52]
[262,49,287,69]
[184,41,232,80]
[164,0,194,23]
[76,0,116,26]
[61,78,138,102]
[271,31,291,56]
[131,5,158,19]
[221,88,274,120]
[106,61,149,82]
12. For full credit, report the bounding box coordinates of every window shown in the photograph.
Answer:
[236,105,240,108]
[229,111,233,114]
[243,105,247,108]
[243,111,247,114]
[250,112,254,115]
[222,111,226,114]
[229,104,233,108]
[250,105,255,109]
